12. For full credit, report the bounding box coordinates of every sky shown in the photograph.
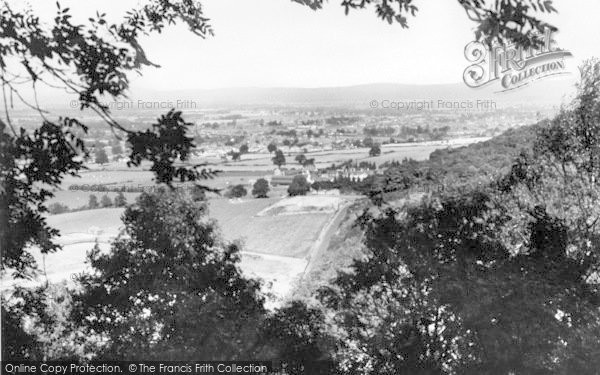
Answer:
[11,0,600,91]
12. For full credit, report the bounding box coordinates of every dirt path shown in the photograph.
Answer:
[301,203,350,278]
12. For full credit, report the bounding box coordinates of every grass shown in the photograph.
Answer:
[208,197,334,258]
[47,208,125,236]
[291,200,369,301]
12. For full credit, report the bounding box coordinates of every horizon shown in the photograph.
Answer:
[9,0,600,92]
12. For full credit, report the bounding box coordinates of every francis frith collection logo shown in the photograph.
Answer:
[463,29,572,91]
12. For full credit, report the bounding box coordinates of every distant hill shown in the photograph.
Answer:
[32,77,578,111]
[133,78,576,108]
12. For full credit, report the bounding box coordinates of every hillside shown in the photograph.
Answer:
[378,123,540,195]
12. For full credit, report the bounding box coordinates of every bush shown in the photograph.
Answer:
[369,144,381,157]
[47,202,69,215]
[95,148,108,164]
[114,192,127,207]
[252,178,270,198]
[100,195,113,208]
[88,195,99,209]
[225,184,247,199]
[288,175,310,196]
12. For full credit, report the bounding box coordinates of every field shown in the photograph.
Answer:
[4,195,349,305]
[210,197,334,258]
[4,138,481,300]
[256,195,344,216]
[212,137,489,171]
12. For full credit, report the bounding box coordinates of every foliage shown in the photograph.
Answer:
[48,202,69,215]
[100,195,112,208]
[318,189,600,374]
[368,143,381,157]
[295,153,307,166]
[378,125,539,198]
[260,301,335,375]
[225,184,248,199]
[114,192,127,207]
[87,194,99,209]
[111,143,123,156]
[498,58,600,277]
[239,144,249,154]
[0,0,218,281]
[1,291,41,360]
[2,283,100,360]
[94,148,109,165]
[1,118,85,278]
[267,142,278,153]
[293,0,557,48]
[252,178,270,198]
[72,189,266,360]
[272,149,286,167]
[288,175,311,196]
[312,175,376,195]
[312,59,600,374]
[0,0,571,365]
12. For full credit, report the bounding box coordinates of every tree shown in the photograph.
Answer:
[252,179,270,198]
[114,192,127,207]
[296,0,558,48]
[303,158,316,168]
[362,137,374,148]
[499,58,600,268]
[369,143,381,157]
[261,301,335,375]
[47,202,69,215]
[272,149,286,168]
[190,185,206,202]
[95,148,109,165]
[319,190,600,374]
[1,0,218,282]
[295,154,307,166]
[267,142,278,153]
[88,195,99,209]
[72,189,266,359]
[225,184,248,199]
[100,195,112,208]
[111,143,123,156]
[239,144,249,154]
[288,175,310,196]
[229,151,241,161]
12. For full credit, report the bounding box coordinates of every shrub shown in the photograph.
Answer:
[114,192,127,207]
[225,184,247,199]
[47,202,69,215]
[252,178,270,198]
[100,195,113,207]
[288,175,310,196]
[88,195,99,209]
